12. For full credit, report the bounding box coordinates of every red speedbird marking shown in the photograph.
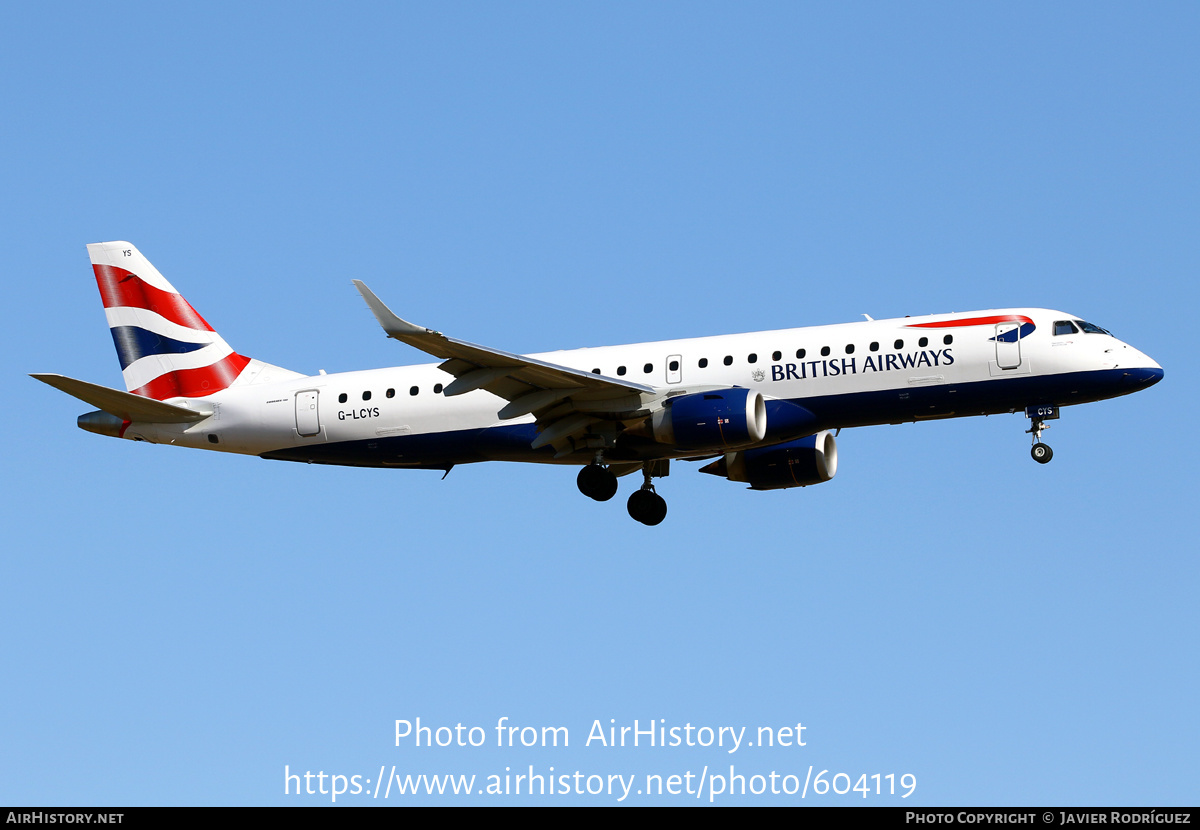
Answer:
[905,314,1033,329]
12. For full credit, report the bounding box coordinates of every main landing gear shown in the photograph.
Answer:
[627,470,668,526]
[577,456,669,525]
[577,460,618,501]
[1025,405,1059,464]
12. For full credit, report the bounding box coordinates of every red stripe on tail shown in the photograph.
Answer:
[93,264,216,332]
[130,353,251,400]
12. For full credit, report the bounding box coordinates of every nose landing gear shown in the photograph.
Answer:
[1025,405,1059,464]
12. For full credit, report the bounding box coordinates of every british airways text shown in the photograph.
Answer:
[770,349,954,381]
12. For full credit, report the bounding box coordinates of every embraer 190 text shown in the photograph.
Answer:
[34,242,1164,525]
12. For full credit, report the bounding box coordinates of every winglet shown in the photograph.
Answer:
[352,280,437,340]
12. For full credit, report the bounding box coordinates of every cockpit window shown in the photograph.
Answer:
[1054,320,1079,336]
[1074,320,1111,335]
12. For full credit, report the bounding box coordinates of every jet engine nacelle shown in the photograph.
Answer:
[651,388,767,450]
[700,431,838,490]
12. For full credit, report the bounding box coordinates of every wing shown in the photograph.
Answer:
[353,281,658,455]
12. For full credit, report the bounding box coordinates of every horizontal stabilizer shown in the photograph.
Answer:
[30,374,209,423]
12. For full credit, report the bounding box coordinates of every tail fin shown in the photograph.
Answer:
[89,241,255,399]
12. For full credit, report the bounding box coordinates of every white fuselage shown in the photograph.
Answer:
[120,308,1161,468]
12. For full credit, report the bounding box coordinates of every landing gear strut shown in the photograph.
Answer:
[627,463,668,526]
[1025,405,1059,464]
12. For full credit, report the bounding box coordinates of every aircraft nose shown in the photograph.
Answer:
[1122,364,1163,387]
[1113,343,1163,388]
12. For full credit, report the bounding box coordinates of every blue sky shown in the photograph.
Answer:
[2,2,1196,806]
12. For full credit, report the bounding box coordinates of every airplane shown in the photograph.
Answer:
[33,241,1164,525]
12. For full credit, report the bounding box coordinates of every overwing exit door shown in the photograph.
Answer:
[666,354,682,384]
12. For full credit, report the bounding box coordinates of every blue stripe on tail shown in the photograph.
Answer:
[109,326,208,370]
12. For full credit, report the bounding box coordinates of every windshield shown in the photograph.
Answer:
[1074,320,1112,335]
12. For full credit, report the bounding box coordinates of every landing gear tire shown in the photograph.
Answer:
[1026,408,1058,465]
[627,488,667,526]
[577,464,618,501]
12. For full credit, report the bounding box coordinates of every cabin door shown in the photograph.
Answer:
[295,390,321,436]
[994,323,1022,370]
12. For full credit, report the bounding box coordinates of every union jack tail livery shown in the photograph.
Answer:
[88,242,293,399]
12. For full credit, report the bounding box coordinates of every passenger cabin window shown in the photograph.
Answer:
[698,358,708,368]
[747,353,757,364]
[338,393,348,403]
[362,391,372,401]
[820,346,830,357]
[1054,321,1079,336]
[943,335,953,345]
[386,388,395,398]
[870,342,879,352]
[772,350,781,361]
[643,363,653,373]
[617,366,626,376]
[894,339,904,350]
[434,383,443,394]
[723,356,733,366]
[918,337,928,348]
[845,344,855,354]
[669,359,680,371]
[796,348,806,359]
[409,386,419,396]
